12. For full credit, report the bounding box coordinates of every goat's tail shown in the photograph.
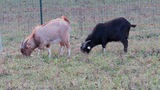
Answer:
[61,16,70,24]
[131,24,136,28]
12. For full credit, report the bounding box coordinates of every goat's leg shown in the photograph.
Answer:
[61,32,71,56]
[120,38,128,53]
[37,49,40,56]
[102,47,106,53]
[38,41,51,57]
[66,41,71,56]
[46,44,51,58]
[47,48,51,58]
[59,42,64,56]
[101,40,108,54]
[59,46,64,56]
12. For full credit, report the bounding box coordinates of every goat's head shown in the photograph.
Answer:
[21,39,34,56]
[80,40,92,54]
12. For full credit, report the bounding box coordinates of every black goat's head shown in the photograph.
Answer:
[80,40,92,54]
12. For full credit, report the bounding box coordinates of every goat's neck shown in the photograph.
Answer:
[28,35,37,50]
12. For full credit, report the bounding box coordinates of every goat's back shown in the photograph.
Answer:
[34,18,70,41]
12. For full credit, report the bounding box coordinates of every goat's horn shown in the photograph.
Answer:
[21,38,28,49]
[83,40,91,48]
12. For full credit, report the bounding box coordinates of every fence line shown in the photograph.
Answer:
[0,0,160,35]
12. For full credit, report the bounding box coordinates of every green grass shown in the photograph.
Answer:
[0,0,160,89]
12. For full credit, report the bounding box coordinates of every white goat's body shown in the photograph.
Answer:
[35,19,70,46]
[21,16,71,57]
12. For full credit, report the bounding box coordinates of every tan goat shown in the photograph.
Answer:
[21,16,71,58]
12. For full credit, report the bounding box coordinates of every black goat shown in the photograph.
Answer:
[81,17,136,54]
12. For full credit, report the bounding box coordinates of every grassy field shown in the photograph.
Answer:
[0,0,160,89]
